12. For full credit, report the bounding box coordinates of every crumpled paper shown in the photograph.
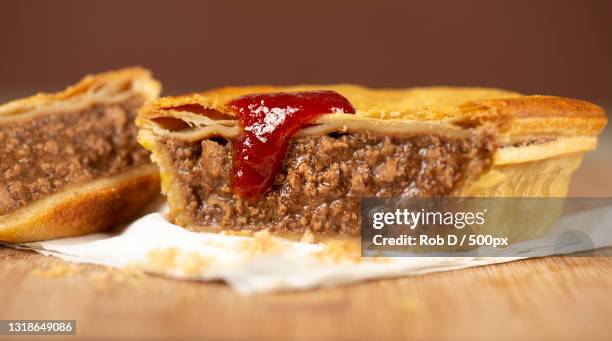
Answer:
[3,202,611,295]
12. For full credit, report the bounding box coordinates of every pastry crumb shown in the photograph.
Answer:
[30,264,76,278]
[144,247,211,274]
[300,229,315,243]
[91,266,144,282]
[88,266,146,290]
[240,229,286,256]
[147,247,179,269]
[314,240,362,263]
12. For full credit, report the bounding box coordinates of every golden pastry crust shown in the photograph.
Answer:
[0,165,160,243]
[0,67,160,117]
[139,85,521,119]
[137,85,606,141]
[0,67,162,243]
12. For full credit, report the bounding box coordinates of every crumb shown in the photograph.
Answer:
[119,265,147,279]
[147,247,179,270]
[300,229,315,243]
[89,266,146,289]
[240,229,286,257]
[201,240,229,248]
[174,251,211,274]
[314,240,362,263]
[30,264,75,278]
[144,248,211,274]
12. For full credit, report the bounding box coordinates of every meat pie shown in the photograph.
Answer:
[0,67,161,242]
[136,85,606,237]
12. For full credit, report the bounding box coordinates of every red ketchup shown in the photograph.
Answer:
[227,90,356,198]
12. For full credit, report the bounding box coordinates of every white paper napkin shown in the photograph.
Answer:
[4,202,611,295]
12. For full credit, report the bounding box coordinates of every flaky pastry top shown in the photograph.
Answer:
[0,67,161,120]
[137,85,606,142]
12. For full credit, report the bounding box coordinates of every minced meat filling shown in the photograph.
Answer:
[161,130,495,236]
[0,98,150,215]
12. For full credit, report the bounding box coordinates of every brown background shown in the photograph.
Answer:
[2,0,609,197]
[1,0,611,104]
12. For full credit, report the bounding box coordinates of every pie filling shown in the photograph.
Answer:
[0,97,150,215]
[159,130,495,236]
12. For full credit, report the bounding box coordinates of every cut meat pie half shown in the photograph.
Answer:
[0,67,161,243]
[136,85,606,237]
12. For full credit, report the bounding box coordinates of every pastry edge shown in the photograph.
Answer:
[0,164,160,243]
[136,86,607,139]
[0,66,161,120]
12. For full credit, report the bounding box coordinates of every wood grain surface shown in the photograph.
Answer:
[0,129,610,341]
[0,248,611,340]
